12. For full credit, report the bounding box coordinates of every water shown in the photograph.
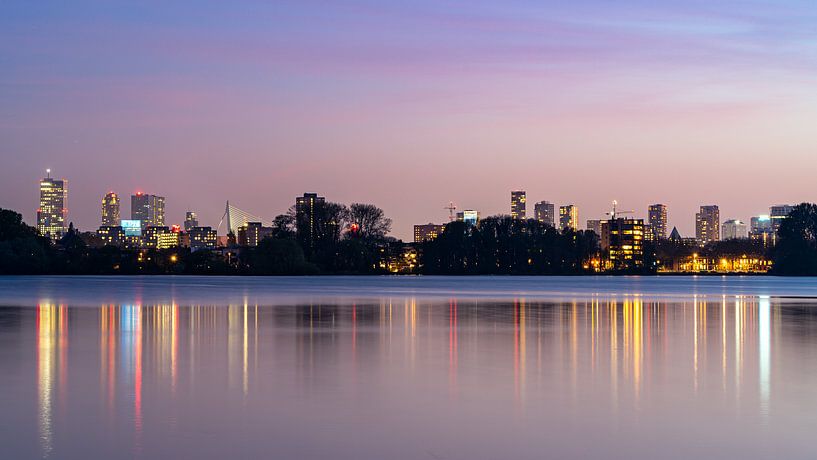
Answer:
[2,276,817,459]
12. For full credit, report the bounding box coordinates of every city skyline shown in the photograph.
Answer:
[2,2,816,241]
[24,168,805,242]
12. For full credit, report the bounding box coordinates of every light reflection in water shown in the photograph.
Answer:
[17,295,796,459]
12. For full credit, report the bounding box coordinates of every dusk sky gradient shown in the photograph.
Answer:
[2,1,816,239]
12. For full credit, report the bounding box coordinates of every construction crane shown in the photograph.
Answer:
[444,202,457,222]
[606,200,634,220]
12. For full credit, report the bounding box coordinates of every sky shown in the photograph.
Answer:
[1,0,816,240]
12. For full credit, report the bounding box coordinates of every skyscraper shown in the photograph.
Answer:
[184,211,199,232]
[131,193,165,229]
[770,204,794,233]
[510,190,526,219]
[559,205,579,231]
[721,219,748,240]
[101,191,120,226]
[647,204,667,241]
[534,201,555,227]
[695,205,720,246]
[37,169,68,240]
[295,192,326,250]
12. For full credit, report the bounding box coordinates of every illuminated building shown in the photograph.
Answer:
[510,190,526,219]
[721,219,748,240]
[559,205,578,231]
[131,193,165,229]
[456,210,479,226]
[37,170,68,240]
[414,223,445,243]
[750,215,775,246]
[673,254,772,273]
[97,226,124,246]
[534,201,555,227]
[647,204,667,241]
[144,226,179,249]
[601,218,644,270]
[237,222,272,247]
[184,211,199,232]
[295,193,326,249]
[101,192,120,226]
[189,226,217,251]
[586,219,602,235]
[695,205,719,246]
[770,204,794,233]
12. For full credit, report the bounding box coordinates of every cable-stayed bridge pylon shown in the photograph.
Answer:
[217,201,268,235]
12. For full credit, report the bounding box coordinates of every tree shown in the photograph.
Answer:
[271,213,296,239]
[773,203,817,275]
[0,208,37,241]
[346,203,392,240]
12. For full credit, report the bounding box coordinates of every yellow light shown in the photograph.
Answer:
[170,254,178,263]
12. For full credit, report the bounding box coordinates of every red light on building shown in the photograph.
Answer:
[171,225,181,233]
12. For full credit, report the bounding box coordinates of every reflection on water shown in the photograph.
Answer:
[5,288,817,459]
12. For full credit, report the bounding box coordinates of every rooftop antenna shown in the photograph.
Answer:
[606,200,634,220]
[46,168,51,179]
[444,202,457,222]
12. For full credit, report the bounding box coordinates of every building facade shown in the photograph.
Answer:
[189,226,217,251]
[722,219,748,240]
[295,193,326,249]
[770,205,794,233]
[601,218,645,271]
[184,211,199,232]
[237,222,273,247]
[510,190,526,219]
[695,205,720,246]
[534,201,555,227]
[101,192,120,227]
[456,210,479,226]
[37,170,68,240]
[414,223,445,243]
[97,226,125,247]
[586,219,602,236]
[131,193,165,229]
[559,205,579,231]
[647,204,667,241]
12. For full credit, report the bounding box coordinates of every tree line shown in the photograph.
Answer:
[3,202,817,275]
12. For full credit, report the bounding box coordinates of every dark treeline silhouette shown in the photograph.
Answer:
[420,216,599,275]
[3,202,817,276]
[772,203,817,275]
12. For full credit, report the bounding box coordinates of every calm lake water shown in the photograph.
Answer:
[2,276,817,459]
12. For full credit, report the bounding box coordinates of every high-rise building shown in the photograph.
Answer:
[721,219,748,240]
[510,190,526,219]
[695,205,720,246]
[601,218,645,270]
[559,205,579,231]
[647,204,667,241]
[189,226,217,251]
[534,201,555,227]
[750,215,775,246]
[101,192,120,227]
[586,219,602,236]
[456,210,479,226]
[184,211,199,232]
[770,205,794,233]
[131,193,165,229]
[144,226,179,249]
[414,223,445,243]
[295,192,326,249]
[37,169,68,240]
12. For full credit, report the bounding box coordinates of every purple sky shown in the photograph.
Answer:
[1,1,816,240]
